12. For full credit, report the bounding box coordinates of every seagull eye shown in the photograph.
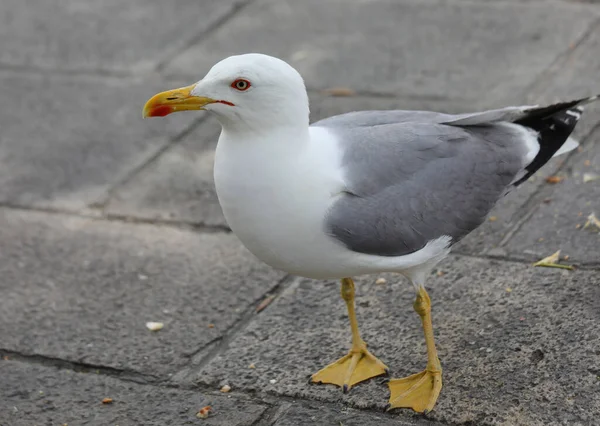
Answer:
[231,79,251,91]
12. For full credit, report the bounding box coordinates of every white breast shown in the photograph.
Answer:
[213,127,350,277]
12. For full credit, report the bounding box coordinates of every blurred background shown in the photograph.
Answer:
[1,1,599,425]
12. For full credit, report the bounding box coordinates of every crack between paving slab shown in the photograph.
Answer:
[176,275,296,372]
[452,252,600,271]
[1,346,513,426]
[250,402,291,426]
[0,62,137,79]
[92,115,209,212]
[0,203,232,234]
[0,349,160,385]
[154,0,257,73]
[524,16,600,100]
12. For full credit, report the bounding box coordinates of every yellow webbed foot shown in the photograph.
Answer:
[387,368,442,413]
[311,348,388,393]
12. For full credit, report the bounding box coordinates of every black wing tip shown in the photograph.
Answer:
[511,95,599,187]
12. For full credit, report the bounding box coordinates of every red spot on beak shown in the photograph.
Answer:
[149,105,174,117]
[216,100,235,107]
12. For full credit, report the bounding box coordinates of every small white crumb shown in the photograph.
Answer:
[486,348,493,353]
[269,379,277,384]
[145,322,164,331]
[583,172,599,183]
[248,363,256,369]
[375,277,387,285]
[220,384,231,393]
[138,274,148,280]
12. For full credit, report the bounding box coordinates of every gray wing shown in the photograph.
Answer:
[323,121,529,257]
[311,105,538,128]
[312,110,456,128]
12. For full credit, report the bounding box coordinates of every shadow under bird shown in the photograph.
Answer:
[143,53,598,413]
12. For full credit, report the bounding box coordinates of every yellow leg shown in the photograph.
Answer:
[387,286,442,413]
[311,277,389,392]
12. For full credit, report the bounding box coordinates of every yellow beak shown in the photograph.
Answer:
[142,84,216,118]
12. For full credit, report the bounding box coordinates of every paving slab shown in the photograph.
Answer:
[0,209,284,377]
[0,0,246,72]
[179,256,600,426]
[0,359,267,426]
[105,94,475,227]
[0,72,198,210]
[165,0,597,101]
[499,24,600,264]
[525,21,600,142]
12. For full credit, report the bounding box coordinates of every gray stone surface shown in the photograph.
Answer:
[273,402,427,426]
[183,257,600,425]
[165,0,598,101]
[0,209,283,376]
[525,21,600,142]
[0,0,246,72]
[105,95,475,227]
[505,129,600,265]
[0,359,267,426]
[0,72,197,210]
[500,23,600,264]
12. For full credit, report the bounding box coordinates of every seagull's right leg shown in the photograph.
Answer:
[310,277,389,392]
[387,285,442,413]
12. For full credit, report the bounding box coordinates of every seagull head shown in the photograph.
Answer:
[143,53,309,132]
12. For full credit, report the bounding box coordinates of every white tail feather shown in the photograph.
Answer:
[553,137,579,157]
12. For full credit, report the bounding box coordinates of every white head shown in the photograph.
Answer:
[143,54,310,134]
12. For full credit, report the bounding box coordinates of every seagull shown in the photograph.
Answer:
[143,53,598,413]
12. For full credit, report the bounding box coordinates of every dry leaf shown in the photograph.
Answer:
[489,216,498,222]
[533,250,574,270]
[583,213,600,232]
[145,322,164,331]
[545,176,564,184]
[248,363,256,369]
[322,87,356,97]
[583,173,600,183]
[196,406,212,419]
[506,288,512,293]
[102,398,113,405]
[256,295,275,313]
[207,323,215,328]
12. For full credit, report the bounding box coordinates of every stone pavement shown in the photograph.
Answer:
[1,0,599,425]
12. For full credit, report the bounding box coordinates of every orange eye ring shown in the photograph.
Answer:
[231,79,251,91]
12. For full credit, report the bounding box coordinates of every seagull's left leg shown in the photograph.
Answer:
[387,285,442,413]
[311,277,389,392]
